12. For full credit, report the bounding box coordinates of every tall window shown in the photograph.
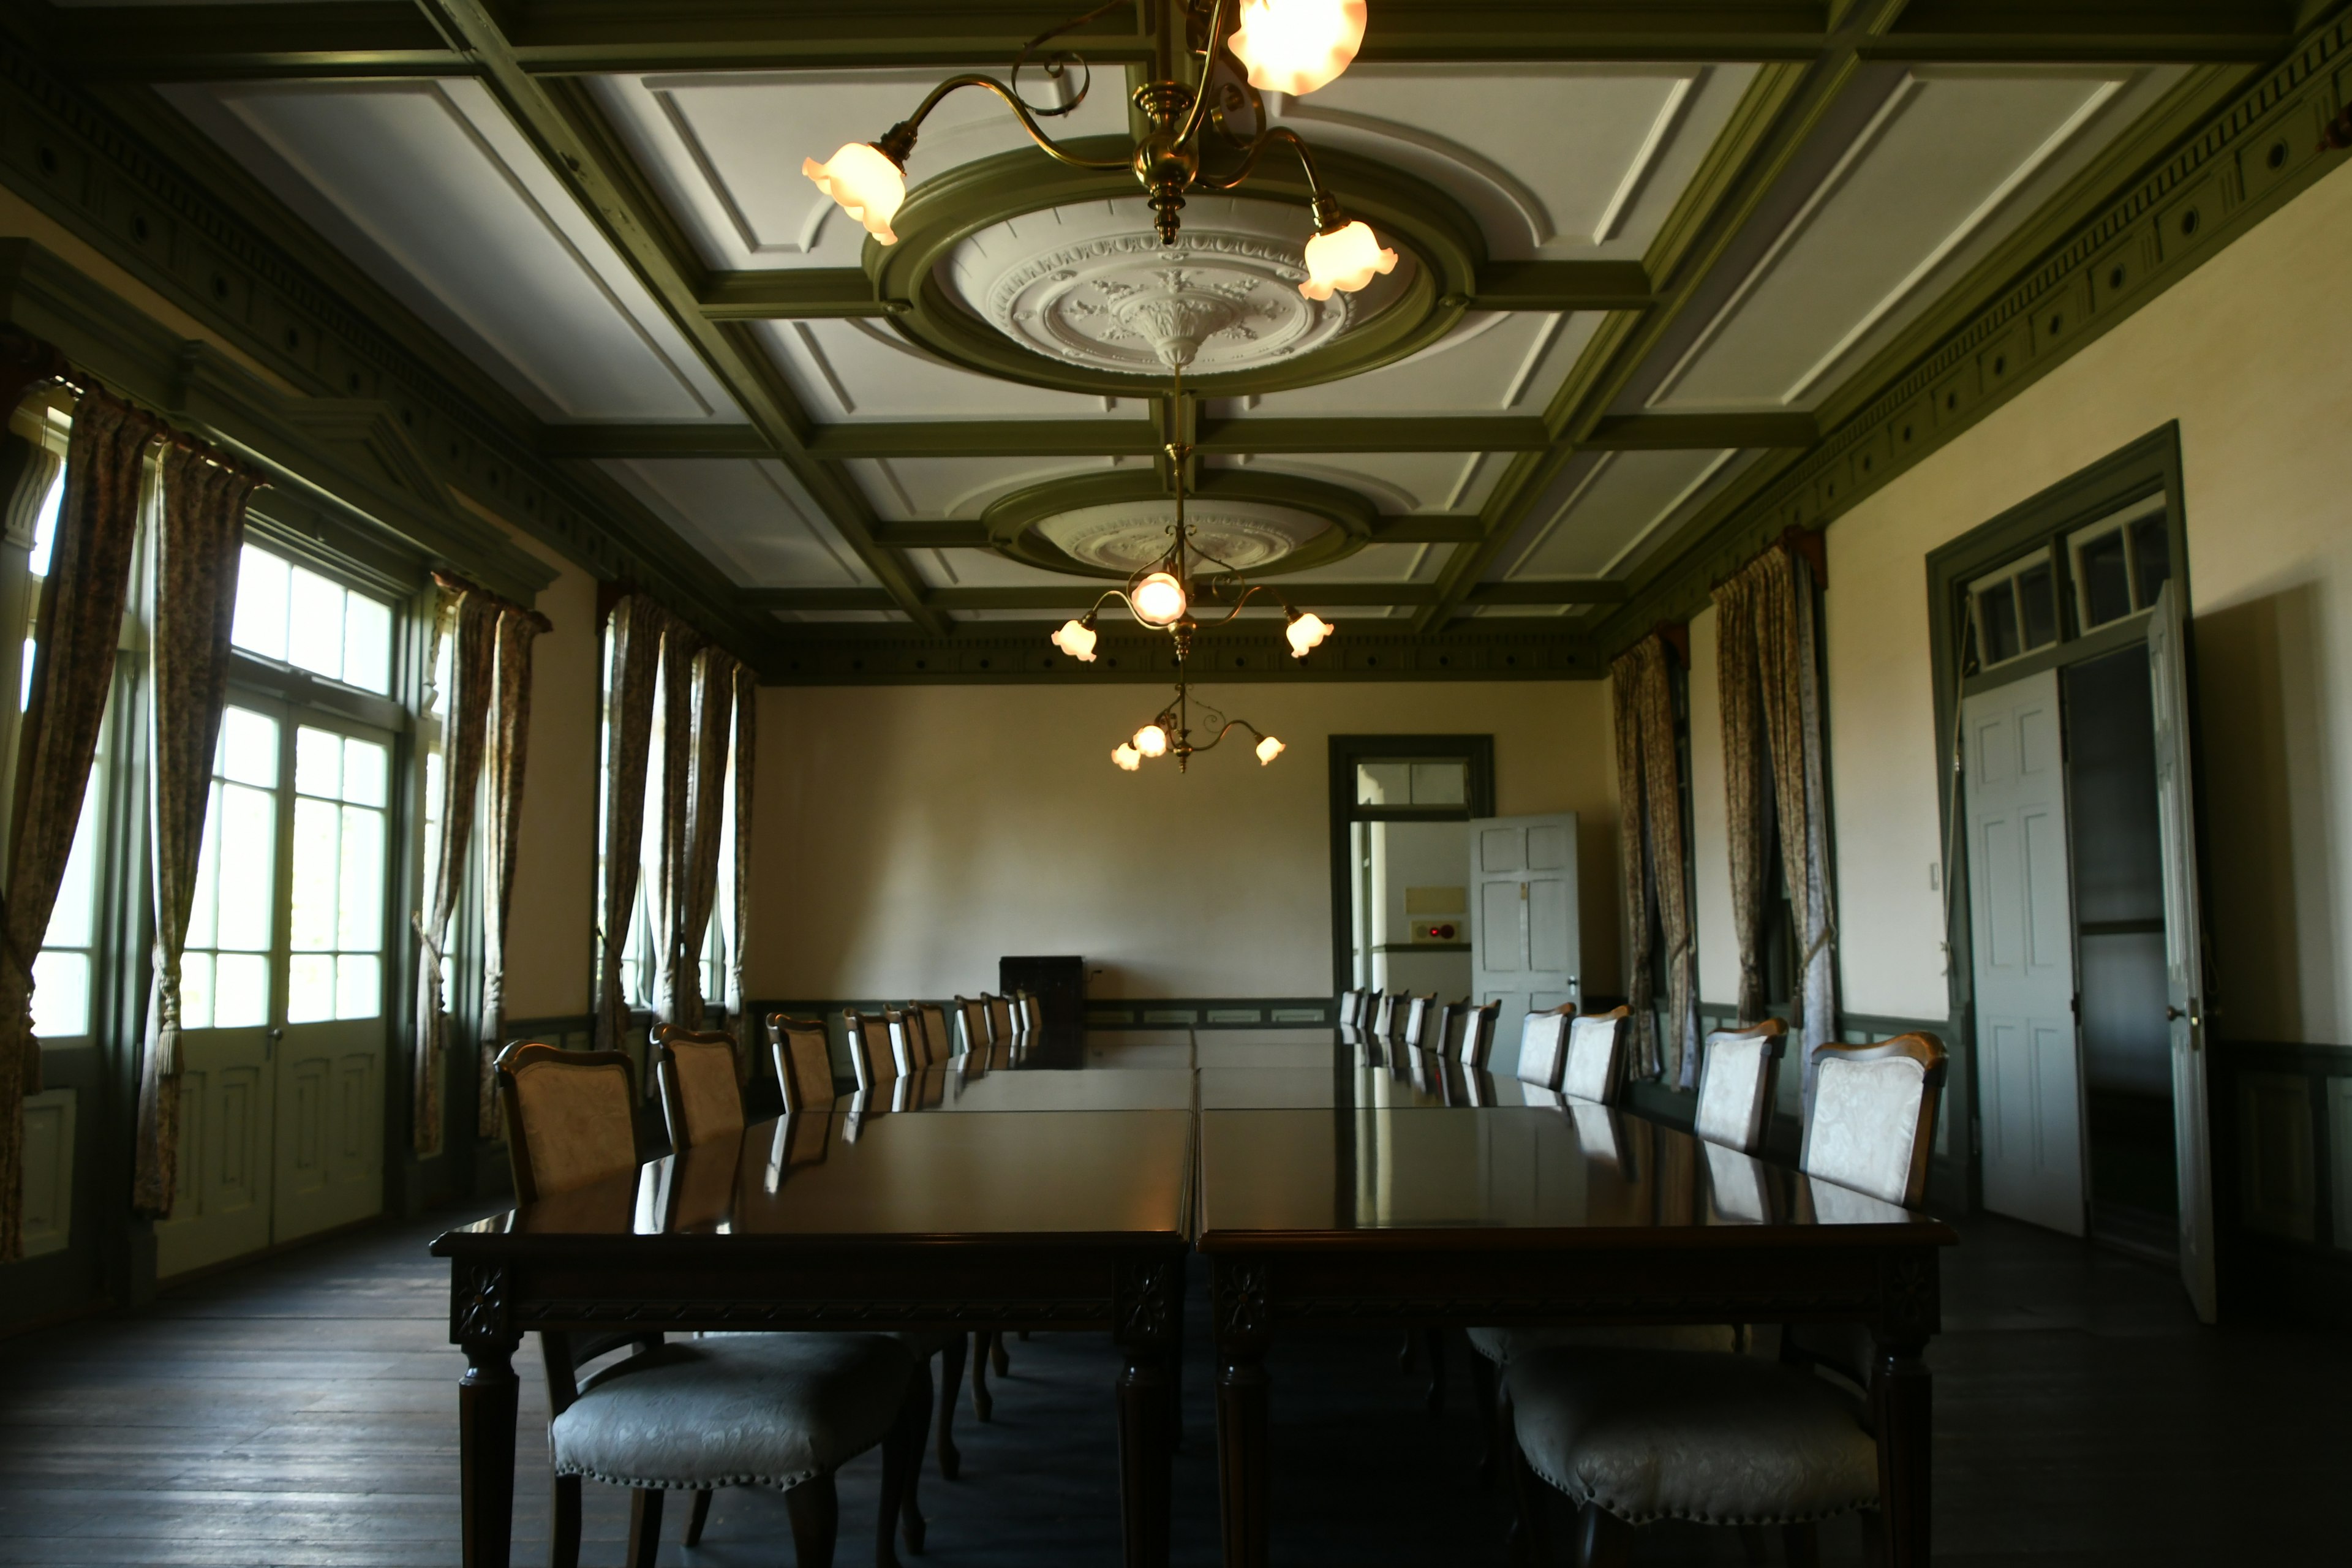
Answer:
[182,706,277,1030]
[26,464,108,1042]
[231,545,393,694]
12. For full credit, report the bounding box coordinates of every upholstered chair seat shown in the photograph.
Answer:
[1465,1322,1735,1368]
[555,1332,916,1493]
[1509,1347,1877,1528]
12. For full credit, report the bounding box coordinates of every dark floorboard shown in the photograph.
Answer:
[1,1210,2346,1565]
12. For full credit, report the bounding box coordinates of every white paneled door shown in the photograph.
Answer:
[2148,584,2217,1322]
[1468,813,1580,1076]
[156,699,389,1278]
[1965,669,2086,1237]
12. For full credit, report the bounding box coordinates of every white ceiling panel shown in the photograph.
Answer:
[911,550,1090,589]
[755,318,1135,422]
[1216,310,1601,418]
[1648,66,2183,413]
[164,80,734,424]
[1213,451,1502,514]
[592,70,1130,272]
[1280,543,1442,585]
[1504,447,1749,580]
[1268,63,1760,262]
[600,458,871,588]
[846,455,1134,519]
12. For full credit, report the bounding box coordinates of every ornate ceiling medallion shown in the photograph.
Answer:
[1036,495,1333,573]
[946,197,1412,375]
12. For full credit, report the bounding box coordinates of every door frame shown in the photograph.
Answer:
[1326,735,1495,996]
[1926,423,2200,1212]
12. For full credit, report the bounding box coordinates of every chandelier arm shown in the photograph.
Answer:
[1193,716,1268,755]
[883,75,1130,171]
[1172,0,1236,151]
[1009,0,1128,118]
[1197,125,1342,228]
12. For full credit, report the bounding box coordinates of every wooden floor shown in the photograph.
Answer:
[0,1208,2345,1566]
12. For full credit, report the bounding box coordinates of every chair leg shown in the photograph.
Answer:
[989,1333,1010,1377]
[970,1332,994,1422]
[1784,1521,1822,1568]
[1423,1327,1446,1417]
[1504,1422,1550,1568]
[626,1488,665,1568]
[1468,1350,1499,1488]
[892,1357,932,1557]
[935,1334,966,1480]
[551,1474,582,1568]
[1574,1504,1631,1568]
[684,1487,714,1548]
[785,1474,839,1568]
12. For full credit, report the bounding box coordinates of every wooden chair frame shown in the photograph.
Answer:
[1692,1017,1790,1155]
[495,1041,641,1208]
[1561,1005,1632,1106]
[766,1014,837,1114]
[1464,1000,1500,1069]
[1800,1031,1950,1208]
[844,1008,903,1097]
[652,1024,745,1152]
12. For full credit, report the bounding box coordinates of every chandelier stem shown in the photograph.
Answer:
[877,74,1128,172]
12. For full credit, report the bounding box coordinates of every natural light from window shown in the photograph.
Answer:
[232,544,394,694]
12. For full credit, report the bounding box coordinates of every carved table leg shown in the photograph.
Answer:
[1872,1331,1932,1567]
[453,1260,520,1568]
[1212,1258,1270,1568]
[1115,1257,1183,1568]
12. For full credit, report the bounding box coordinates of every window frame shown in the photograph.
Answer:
[1325,734,1496,995]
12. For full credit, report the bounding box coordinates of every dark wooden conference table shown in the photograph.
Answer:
[435,1028,1956,1568]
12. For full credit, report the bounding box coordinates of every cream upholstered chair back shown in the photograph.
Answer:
[984,992,1016,1043]
[1559,1006,1629,1103]
[1436,1000,1469,1059]
[1693,1018,1790,1153]
[653,1025,745,1150]
[1464,1000,1501,1069]
[1515,1008,1573,1088]
[1369,990,1399,1042]
[1338,988,1365,1032]
[1800,1032,1950,1206]
[766,1014,836,1114]
[1403,993,1436,1052]
[496,1042,639,1205]
[1017,990,1044,1037]
[954,995,989,1055]
[885,1011,924,1077]
[918,1003,952,1064]
[842,1008,902,1095]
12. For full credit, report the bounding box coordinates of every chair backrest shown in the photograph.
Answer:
[886,1010,925,1077]
[1403,993,1436,1052]
[1693,1017,1790,1154]
[496,1041,639,1205]
[1800,1032,1950,1206]
[1436,1000,1469,1060]
[652,1025,745,1150]
[843,1008,902,1095]
[1463,1000,1500,1069]
[918,1003,952,1063]
[1559,1006,1630,1104]
[1338,988,1362,1030]
[1019,990,1043,1035]
[1369,990,1397,1040]
[1513,1007,1574,1088]
[954,995,989,1055]
[984,992,1015,1042]
[767,1014,837,1113]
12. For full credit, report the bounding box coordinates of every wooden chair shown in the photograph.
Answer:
[1338,987,1364,1033]
[1436,999,1470,1059]
[1514,1006,1574,1090]
[495,1041,926,1568]
[767,1014,837,1114]
[953,996,990,1060]
[844,1008,903,1099]
[1504,1033,1951,1567]
[1693,1018,1790,1154]
[1403,992,1439,1052]
[1463,1000,1501,1069]
[984,992,1016,1046]
[654,1025,747,1151]
[1559,1006,1630,1104]
[916,1003,954,1065]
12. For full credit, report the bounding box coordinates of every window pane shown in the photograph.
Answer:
[187,789,222,951]
[336,954,381,1020]
[219,707,279,789]
[287,954,335,1023]
[44,783,102,950]
[338,807,384,951]
[287,567,346,680]
[213,954,270,1028]
[1408,762,1467,806]
[215,783,276,951]
[2016,562,2058,650]
[31,951,89,1039]
[232,546,290,662]
[290,796,340,952]
[2130,516,2171,610]
[1356,762,1411,805]
[26,469,64,580]
[341,737,388,807]
[342,594,393,694]
[294,726,342,799]
[1978,582,2021,665]
[2078,529,2132,628]
[18,636,32,714]
[181,952,215,1033]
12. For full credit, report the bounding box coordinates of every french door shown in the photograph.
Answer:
[155,694,393,1277]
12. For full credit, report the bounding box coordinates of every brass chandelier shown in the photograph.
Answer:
[803,0,1394,292]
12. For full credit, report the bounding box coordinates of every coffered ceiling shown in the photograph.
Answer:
[10,0,2332,673]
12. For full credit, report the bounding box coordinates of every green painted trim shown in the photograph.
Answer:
[699,268,886,320]
[1368,514,1483,543]
[1194,417,1550,453]
[809,420,1159,459]
[540,423,772,459]
[1472,260,1654,311]
[748,578,1623,612]
[1584,413,1816,450]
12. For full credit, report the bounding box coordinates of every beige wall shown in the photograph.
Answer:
[1686,605,1742,1008]
[1824,156,2352,1041]
[494,531,600,1019]
[746,680,1619,1001]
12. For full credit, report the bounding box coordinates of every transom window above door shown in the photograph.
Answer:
[2068,499,2173,633]
[1967,546,2060,670]
[232,544,394,695]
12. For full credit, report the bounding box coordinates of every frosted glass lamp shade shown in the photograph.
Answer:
[1131,571,1188,627]
[1256,734,1287,765]
[1112,742,1143,771]
[1133,723,1170,758]
[1300,221,1396,301]
[1284,611,1333,657]
[1051,617,1099,661]
[1230,0,1366,97]
[803,143,907,246]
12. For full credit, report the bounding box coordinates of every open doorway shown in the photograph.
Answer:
[1327,737,1494,1000]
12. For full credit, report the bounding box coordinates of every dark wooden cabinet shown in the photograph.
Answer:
[1000,954,1085,1066]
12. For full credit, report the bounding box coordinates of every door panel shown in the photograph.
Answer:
[155,1029,275,1277]
[1469,813,1580,1076]
[1966,669,2087,1236]
[2148,583,2217,1321]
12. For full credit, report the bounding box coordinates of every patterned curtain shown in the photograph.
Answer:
[646,620,698,1026]
[666,645,742,1027]
[1,390,157,1261]
[412,586,496,1158]
[474,596,549,1132]
[132,445,262,1218]
[595,595,664,1054]
[1609,633,1698,1087]
[1716,543,1838,1082]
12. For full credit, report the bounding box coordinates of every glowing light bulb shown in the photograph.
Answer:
[1229,0,1366,97]
[1112,742,1142,771]
[1300,221,1396,301]
[1131,571,1188,627]
[1050,617,1099,662]
[1284,611,1334,657]
[1134,723,1170,758]
[802,143,907,246]
[1256,734,1287,766]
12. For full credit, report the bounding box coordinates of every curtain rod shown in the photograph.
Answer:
[431,569,554,634]
[1709,524,1828,595]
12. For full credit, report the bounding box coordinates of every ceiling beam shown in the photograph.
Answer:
[747,578,1627,613]
[1582,412,1818,449]
[809,421,1161,459]
[1471,261,1655,311]
[1194,417,1551,454]
[415,0,949,636]
[540,423,772,460]
[699,270,891,320]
